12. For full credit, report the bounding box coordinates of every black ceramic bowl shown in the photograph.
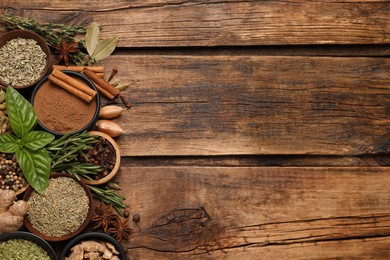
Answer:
[59,232,127,260]
[31,70,100,136]
[0,231,57,260]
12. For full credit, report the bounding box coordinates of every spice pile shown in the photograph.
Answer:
[65,240,120,260]
[27,177,90,237]
[0,239,50,260]
[0,37,46,86]
[0,153,27,192]
[85,136,116,180]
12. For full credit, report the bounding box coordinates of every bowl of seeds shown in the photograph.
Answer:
[22,173,94,242]
[0,30,51,89]
[0,231,57,260]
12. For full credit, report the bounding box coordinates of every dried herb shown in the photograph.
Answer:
[0,239,50,260]
[85,22,100,56]
[0,87,54,194]
[88,184,128,215]
[92,36,118,62]
[0,14,85,46]
[52,37,79,66]
[47,131,100,180]
[27,177,89,237]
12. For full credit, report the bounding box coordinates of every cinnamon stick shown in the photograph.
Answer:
[83,68,120,99]
[94,84,115,100]
[48,75,94,103]
[53,65,105,73]
[52,69,96,98]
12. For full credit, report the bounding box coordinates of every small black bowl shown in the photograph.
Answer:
[31,70,100,136]
[0,231,57,260]
[59,232,127,260]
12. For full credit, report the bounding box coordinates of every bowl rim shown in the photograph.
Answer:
[81,131,121,185]
[22,173,94,242]
[0,29,51,89]
[0,231,57,260]
[59,231,127,260]
[31,70,101,137]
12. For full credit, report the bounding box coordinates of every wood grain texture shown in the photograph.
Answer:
[1,1,389,46]
[114,166,390,259]
[98,55,390,156]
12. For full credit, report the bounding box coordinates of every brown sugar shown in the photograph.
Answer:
[33,78,97,134]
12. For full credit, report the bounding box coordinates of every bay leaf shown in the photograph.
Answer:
[85,22,100,56]
[92,36,118,61]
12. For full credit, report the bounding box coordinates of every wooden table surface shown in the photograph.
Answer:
[1,1,390,259]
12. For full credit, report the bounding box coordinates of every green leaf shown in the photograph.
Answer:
[6,87,37,138]
[85,22,100,56]
[16,148,51,194]
[0,134,19,153]
[22,131,55,151]
[92,36,118,61]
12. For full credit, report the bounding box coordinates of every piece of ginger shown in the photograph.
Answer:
[0,190,29,234]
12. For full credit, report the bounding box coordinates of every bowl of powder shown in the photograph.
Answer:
[0,30,50,89]
[31,70,100,136]
[22,173,94,242]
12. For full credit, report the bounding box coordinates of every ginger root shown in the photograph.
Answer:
[0,190,29,234]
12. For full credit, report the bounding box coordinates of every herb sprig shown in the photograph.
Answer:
[0,87,54,193]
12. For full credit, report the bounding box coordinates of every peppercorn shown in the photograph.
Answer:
[0,153,27,193]
[132,213,140,223]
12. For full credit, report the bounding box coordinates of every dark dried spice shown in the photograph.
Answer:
[84,136,116,180]
[92,202,118,232]
[108,217,131,242]
[52,37,79,66]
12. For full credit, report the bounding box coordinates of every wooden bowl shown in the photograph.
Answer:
[15,183,29,196]
[82,131,121,185]
[22,173,94,242]
[0,30,51,89]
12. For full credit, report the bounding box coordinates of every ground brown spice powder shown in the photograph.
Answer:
[33,78,97,133]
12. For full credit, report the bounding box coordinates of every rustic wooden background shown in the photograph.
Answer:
[1,1,390,259]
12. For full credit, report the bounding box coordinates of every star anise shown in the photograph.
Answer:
[51,37,79,66]
[92,202,118,232]
[108,217,131,242]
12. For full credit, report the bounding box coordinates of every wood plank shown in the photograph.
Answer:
[126,237,390,259]
[1,1,389,46]
[114,166,390,259]
[100,55,390,156]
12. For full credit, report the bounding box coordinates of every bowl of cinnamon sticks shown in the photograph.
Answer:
[31,70,100,136]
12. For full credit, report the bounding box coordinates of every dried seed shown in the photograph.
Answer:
[0,103,6,110]
[99,105,125,119]
[96,120,124,138]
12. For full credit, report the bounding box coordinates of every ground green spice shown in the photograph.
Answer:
[27,177,89,237]
[0,239,50,260]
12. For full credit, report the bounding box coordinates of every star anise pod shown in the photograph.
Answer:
[92,202,118,232]
[108,217,131,242]
[51,37,79,66]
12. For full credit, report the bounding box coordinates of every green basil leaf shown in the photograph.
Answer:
[16,148,51,194]
[0,134,19,153]
[6,87,37,138]
[92,36,118,61]
[85,22,100,56]
[22,131,55,151]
